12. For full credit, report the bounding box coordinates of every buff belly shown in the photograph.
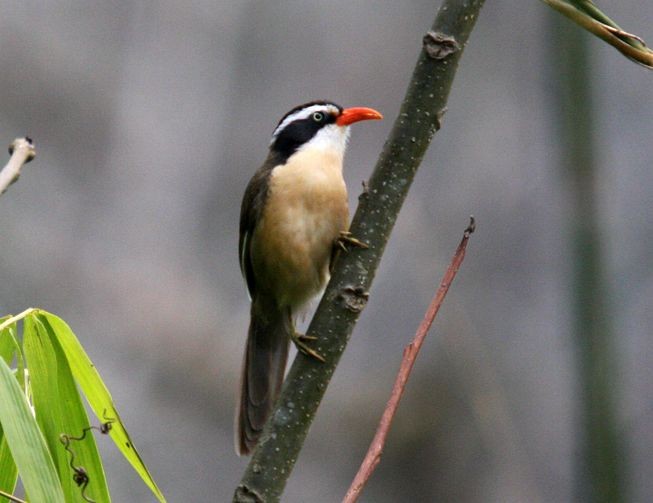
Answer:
[250,147,349,309]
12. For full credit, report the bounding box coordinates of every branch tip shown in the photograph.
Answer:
[8,137,35,162]
[1,137,36,195]
[465,215,476,236]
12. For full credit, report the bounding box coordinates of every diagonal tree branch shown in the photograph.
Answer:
[233,1,486,501]
[0,138,35,196]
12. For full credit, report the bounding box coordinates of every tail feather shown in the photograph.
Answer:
[236,299,290,455]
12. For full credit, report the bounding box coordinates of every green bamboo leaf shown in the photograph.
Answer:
[0,419,18,500]
[23,314,111,503]
[542,0,653,68]
[0,358,65,503]
[0,423,19,502]
[0,318,25,390]
[0,316,17,364]
[0,316,12,363]
[0,318,21,497]
[39,311,166,503]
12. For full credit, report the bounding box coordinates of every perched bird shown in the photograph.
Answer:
[236,100,382,455]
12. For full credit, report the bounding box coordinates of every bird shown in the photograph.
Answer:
[236,100,383,455]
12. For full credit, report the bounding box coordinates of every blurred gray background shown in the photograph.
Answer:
[1,1,651,502]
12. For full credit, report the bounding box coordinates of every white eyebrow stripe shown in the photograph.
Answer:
[270,104,340,144]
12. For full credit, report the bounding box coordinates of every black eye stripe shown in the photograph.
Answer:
[271,112,337,162]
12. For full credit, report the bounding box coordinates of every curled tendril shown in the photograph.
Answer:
[59,410,116,502]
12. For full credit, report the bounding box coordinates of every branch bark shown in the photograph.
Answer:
[0,138,35,196]
[342,218,475,503]
[234,1,485,501]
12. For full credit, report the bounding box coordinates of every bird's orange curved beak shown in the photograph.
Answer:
[336,107,383,126]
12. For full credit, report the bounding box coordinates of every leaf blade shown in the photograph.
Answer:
[542,0,653,68]
[40,311,166,503]
[23,314,111,503]
[0,424,19,500]
[0,318,21,497]
[0,357,65,503]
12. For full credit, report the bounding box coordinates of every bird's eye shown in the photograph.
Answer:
[312,112,324,122]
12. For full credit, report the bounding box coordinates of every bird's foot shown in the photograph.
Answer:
[336,230,368,252]
[291,331,325,362]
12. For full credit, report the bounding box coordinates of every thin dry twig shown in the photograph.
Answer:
[342,217,476,503]
[0,488,27,503]
[0,137,35,196]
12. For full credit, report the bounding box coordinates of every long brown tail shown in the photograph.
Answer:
[236,298,290,455]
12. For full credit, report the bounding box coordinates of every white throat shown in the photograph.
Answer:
[297,123,350,159]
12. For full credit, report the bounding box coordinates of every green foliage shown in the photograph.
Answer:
[0,356,63,502]
[542,0,653,68]
[0,309,166,503]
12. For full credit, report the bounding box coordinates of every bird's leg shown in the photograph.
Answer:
[335,230,368,252]
[290,330,325,362]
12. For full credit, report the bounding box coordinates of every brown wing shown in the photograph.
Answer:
[239,152,280,297]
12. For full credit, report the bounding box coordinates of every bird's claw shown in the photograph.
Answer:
[291,331,325,362]
[336,230,368,251]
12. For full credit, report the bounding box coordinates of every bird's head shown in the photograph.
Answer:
[269,101,382,160]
